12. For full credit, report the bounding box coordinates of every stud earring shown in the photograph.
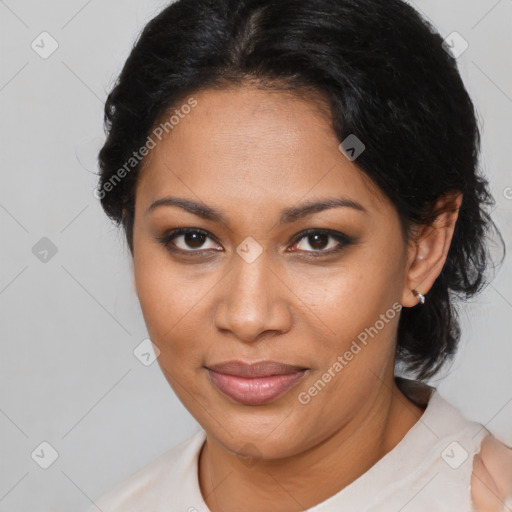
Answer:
[412,289,425,305]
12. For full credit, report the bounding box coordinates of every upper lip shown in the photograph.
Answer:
[206,360,308,377]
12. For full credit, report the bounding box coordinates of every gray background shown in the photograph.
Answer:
[0,1,510,510]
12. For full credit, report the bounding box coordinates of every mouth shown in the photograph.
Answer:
[205,360,309,405]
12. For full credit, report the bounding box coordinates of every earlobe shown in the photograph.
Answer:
[401,191,463,308]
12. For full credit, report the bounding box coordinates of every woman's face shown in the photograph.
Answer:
[132,86,414,458]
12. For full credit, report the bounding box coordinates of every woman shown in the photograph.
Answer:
[89,0,511,510]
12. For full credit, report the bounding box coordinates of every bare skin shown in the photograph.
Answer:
[130,85,463,511]
[472,435,512,511]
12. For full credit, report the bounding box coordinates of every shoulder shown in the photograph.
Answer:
[410,380,512,511]
[471,435,512,512]
[85,429,207,512]
[380,379,493,510]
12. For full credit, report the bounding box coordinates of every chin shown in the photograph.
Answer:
[220,429,305,461]
[199,404,311,459]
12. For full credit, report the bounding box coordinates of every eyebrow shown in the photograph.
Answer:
[145,196,367,224]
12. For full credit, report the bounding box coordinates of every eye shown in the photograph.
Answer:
[157,227,355,258]
[157,228,221,255]
[288,229,354,256]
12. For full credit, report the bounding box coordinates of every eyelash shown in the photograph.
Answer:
[156,227,355,258]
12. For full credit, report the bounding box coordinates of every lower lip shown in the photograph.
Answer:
[207,369,307,405]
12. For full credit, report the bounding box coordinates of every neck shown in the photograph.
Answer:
[198,376,426,512]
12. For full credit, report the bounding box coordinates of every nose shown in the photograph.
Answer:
[213,252,292,343]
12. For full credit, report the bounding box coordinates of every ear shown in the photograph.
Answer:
[401,191,463,308]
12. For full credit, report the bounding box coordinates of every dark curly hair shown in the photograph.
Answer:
[95,0,505,381]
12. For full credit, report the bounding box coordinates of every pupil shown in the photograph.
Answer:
[309,233,328,250]
[186,232,205,248]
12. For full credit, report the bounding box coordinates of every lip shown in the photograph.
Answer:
[206,360,309,405]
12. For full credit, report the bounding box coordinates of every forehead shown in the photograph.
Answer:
[135,86,387,221]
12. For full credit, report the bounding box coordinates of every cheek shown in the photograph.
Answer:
[283,247,404,406]
[132,245,219,364]
[133,257,211,413]
[286,251,403,343]
[133,240,181,320]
